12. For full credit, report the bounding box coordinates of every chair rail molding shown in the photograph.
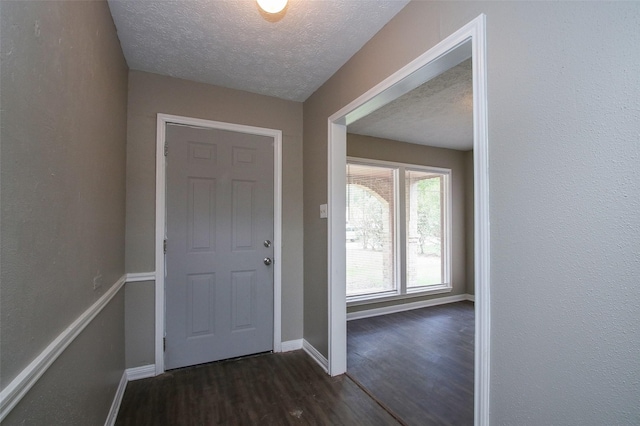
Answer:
[0,275,127,422]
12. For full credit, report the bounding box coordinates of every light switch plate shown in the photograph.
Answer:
[320,204,328,219]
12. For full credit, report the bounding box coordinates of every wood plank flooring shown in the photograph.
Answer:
[116,350,399,425]
[347,301,475,426]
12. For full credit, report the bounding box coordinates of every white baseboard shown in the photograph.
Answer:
[466,293,475,302]
[347,293,472,321]
[104,371,127,426]
[0,275,127,423]
[125,364,156,381]
[302,340,328,373]
[280,339,303,352]
[104,364,156,425]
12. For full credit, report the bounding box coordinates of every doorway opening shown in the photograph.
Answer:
[327,15,490,424]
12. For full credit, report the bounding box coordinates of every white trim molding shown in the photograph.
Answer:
[155,114,284,375]
[302,340,328,373]
[125,364,156,381]
[327,14,490,426]
[470,14,491,426]
[105,371,128,426]
[105,364,156,426]
[347,294,470,321]
[467,294,475,302]
[125,272,156,283]
[347,287,452,307]
[0,275,127,422]
[280,339,303,352]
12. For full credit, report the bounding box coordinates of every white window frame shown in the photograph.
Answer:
[346,157,452,306]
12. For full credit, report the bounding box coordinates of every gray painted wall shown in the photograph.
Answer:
[346,134,471,314]
[464,150,474,295]
[125,281,156,367]
[1,0,128,423]
[125,71,304,367]
[304,1,640,423]
[3,292,125,425]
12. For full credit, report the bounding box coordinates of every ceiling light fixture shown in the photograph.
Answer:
[257,0,287,14]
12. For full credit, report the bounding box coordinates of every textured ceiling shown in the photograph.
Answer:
[107,0,410,102]
[349,59,473,151]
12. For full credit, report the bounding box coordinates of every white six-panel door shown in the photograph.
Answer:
[165,124,274,370]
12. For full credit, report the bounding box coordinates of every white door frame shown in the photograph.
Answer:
[155,113,283,375]
[327,15,490,425]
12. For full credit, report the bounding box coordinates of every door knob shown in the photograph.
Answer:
[263,257,272,266]
[264,240,271,248]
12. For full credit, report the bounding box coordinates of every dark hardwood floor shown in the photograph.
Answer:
[347,301,474,426]
[117,302,472,425]
[116,350,399,425]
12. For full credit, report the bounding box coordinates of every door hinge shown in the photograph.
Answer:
[163,239,167,254]
[164,141,168,156]
[163,337,166,352]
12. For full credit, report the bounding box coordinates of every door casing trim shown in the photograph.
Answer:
[155,113,283,375]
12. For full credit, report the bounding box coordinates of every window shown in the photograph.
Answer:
[346,163,396,297]
[346,158,451,302]
[406,169,446,289]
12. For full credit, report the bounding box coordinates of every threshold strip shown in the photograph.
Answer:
[344,372,409,426]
